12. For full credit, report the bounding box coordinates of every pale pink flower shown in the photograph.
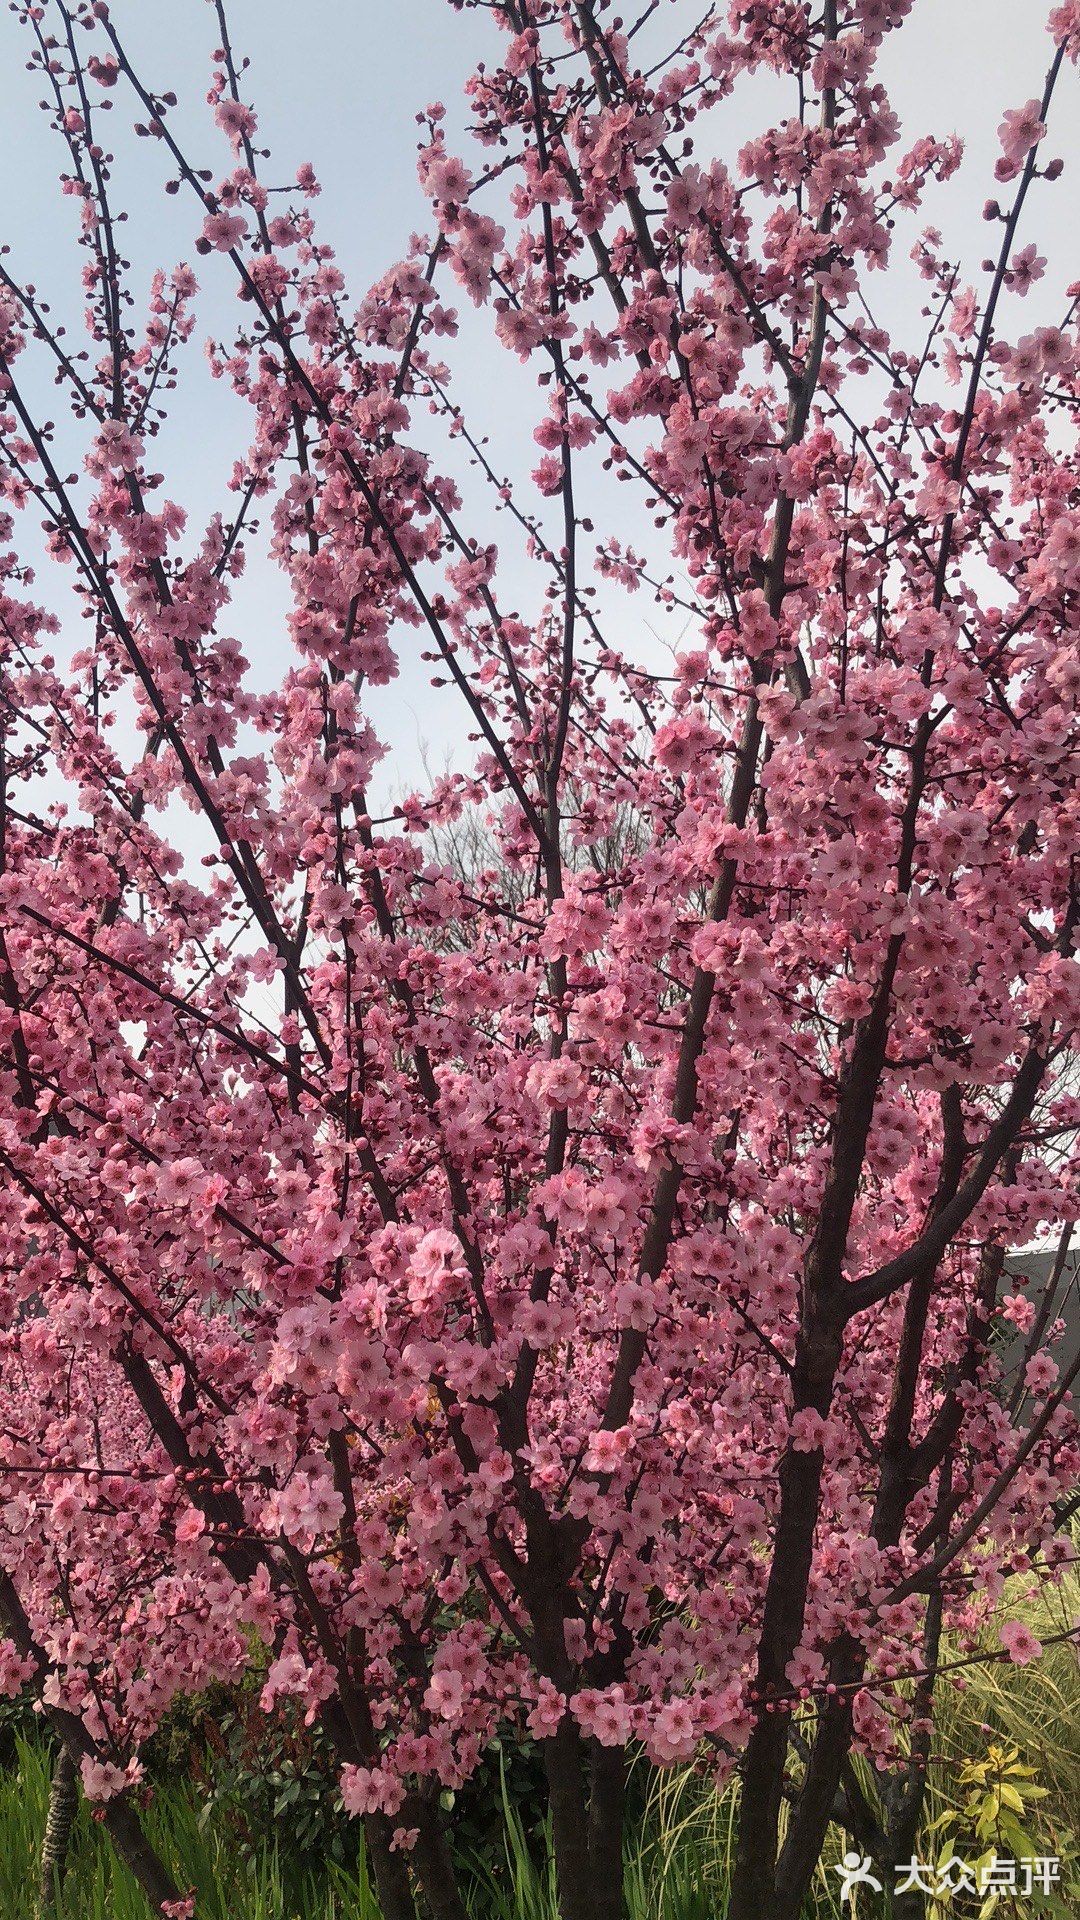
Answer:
[215,99,257,147]
[584,1427,629,1474]
[1024,1352,1058,1395]
[201,209,248,252]
[789,1410,829,1453]
[425,1668,466,1720]
[996,100,1046,178]
[80,1758,128,1803]
[340,1764,405,1818]
[999,1620,1043,1666]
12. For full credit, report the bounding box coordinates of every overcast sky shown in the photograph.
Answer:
[0,1,1075,799]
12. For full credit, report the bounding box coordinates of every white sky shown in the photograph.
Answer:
[0,0,1075,806]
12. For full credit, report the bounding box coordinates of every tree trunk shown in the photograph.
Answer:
[587,1740,625,1920]
[889,1881,928,1920]
[728,1423,833,1920]
[543,1719,595,1920]
[363,1810,419,1920]
[99,1791,188,1916]
[315,1670,419,1920]
[409,1789,471,1920]
[39,1744,78,1914]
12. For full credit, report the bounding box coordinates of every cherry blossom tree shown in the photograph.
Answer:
[1,3,1078,1918]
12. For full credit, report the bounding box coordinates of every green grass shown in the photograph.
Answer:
[0,1736,378,1920]
[0,1737,844,1920]
[922,1556,1080,1863]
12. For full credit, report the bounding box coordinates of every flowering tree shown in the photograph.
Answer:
[1,2,1078,1918]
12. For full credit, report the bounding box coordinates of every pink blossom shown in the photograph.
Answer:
[279,1473,345,1542]
[999,1620,1043,1666]
[1023,1353,1058,1396]
[156,1157,206,1206]
[215,100,257,147]
[515,1298,574,1351]
[526,1057,588,1109]
[572,1685,633,1748]
[647,1699,697,1764]
[201,209,248,252]
[1006,243,1046,294]
[425,1668,466,1720]
[996,100,1046,178]
[653,713,718,774]
[665,166,706,230]
[340,1764,405,1819]
[0,1643,35,1700]
[584,1427,629,1474]
[527,1681,566,1737]
[80,1758,128,1803]
[789,1410,829,1454]
[1000,1292,1036,1334]
[786,1646,826,1692]
[425,154,472,204]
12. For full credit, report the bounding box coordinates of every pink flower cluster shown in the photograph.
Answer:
[0,6,1077,1918]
